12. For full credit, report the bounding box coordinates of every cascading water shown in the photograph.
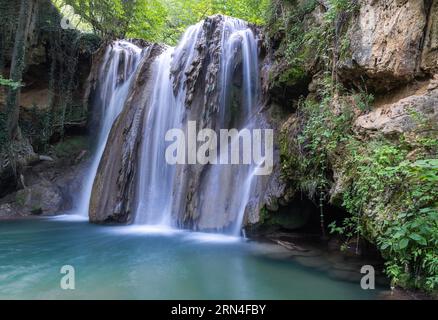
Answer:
[134,22,204,226]
[195,18,261,235]
[88,15,270,237]
[133,16,262,235]
[75,41,143,216]
[133,48,182,226]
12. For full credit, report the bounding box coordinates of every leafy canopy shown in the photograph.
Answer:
[54,0,269,44]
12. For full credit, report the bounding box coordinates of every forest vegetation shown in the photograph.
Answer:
[0,0,437,295]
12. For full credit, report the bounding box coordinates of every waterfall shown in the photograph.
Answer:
[88,16,269,236]
[76,41,143,216]
[133,48,182,225]
[194,18,260,235]
[134,16,261,235]
[134,22,204,225]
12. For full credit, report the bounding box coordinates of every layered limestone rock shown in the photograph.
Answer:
[421,0,438,74]
[338,0,429,90]
[264,0,438,225]
[355,76,438,136]
[87,15,281,231]
[169,15,278,231]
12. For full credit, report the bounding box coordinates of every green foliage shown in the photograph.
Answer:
[352,89,374,112]
[19,106,52,153]
[0,76,22,90]
[379,207,438,291]
[325,119,437,293]
[15,191,26,206]
[330,119,437,292]
[324,0,358,24]
[55,0,269,44]
[259,206,269,224]
[292,79,353,198]
[266,0,318,87]
[0,77,22,151]
[376,159,438,291]
[279,74,438,292]
[52,136,88,158]
[266,0,359,89]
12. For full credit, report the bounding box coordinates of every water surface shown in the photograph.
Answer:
[0,217,380,299]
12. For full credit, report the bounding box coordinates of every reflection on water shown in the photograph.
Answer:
[0,218,381,299]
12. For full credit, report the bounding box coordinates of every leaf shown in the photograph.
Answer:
[409,234,427,246]
[399,238,409,249]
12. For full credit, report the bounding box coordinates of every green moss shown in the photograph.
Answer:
[278,73,438,292]
[266,0,320,89]
[259,206,269,224]
[277,64,307,87]
[52,136,89,159]
[15,191,26,206]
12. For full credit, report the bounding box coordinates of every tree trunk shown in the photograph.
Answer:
[6,0,33,141]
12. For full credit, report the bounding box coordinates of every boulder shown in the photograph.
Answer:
[0,153,87,218]
[14,182,63,215]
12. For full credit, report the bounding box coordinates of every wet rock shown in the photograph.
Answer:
[89,44,164,224]
[0,203,16,217]
[170,15,271,231]
[0,155,86,217]
[14,182,63,215]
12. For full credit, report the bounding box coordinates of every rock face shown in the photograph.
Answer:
[0,138,38,199]
[0,0,97,208]
[168,15,277,231]
[88,44,164,223]
[339,0,429,90]
[355,76,438,136]
[0,156,86,217]
[263,0,438,229]
[421,0,438,74]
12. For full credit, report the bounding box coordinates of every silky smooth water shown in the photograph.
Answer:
[132,16,266,233]
[0,218,381,299]
[75,41,143,217]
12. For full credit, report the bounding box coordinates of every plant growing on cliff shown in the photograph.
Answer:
[332,133,438,292]
[279,74,438,292]
[274,0,438,294]
[377,159,438,291]
[0,76,22,90]
[294,79,354,197]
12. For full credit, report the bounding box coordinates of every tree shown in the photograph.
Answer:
[161,0,269,44]
[5,0,35,141]
[55,0,269,44]
[57,0,167,41]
